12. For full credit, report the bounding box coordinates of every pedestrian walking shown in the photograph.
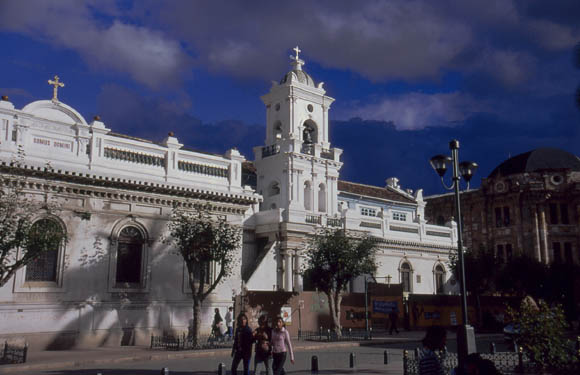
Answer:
[389,309,399,335]
[212,308,224,341]
[271,316,294,375]
[419,325,447,375]
[231,313,253,375]
[225,306,234,339]
[253,315,272,375]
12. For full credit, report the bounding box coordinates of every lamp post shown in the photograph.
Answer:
[429,139,478,371]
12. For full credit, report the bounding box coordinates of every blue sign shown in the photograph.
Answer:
[424,311,441,320]
[373,300,398,314]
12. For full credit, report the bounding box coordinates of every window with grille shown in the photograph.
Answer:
[25,219,64,282]
[115,226,144,286]
[360,207,377,217]
[393,212,407,221]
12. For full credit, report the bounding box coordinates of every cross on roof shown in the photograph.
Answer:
[293,46,301,61]
[48,75,65,103]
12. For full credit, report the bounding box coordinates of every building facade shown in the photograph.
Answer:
[0,50,458,349]
[425,148,580,265]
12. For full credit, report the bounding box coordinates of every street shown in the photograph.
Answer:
[14,335,510,375]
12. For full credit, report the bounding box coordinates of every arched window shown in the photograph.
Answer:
[400,262,412,292]
[25,218,65,282]
[302,120,318,144]
[304,181,312,211]
[115,226,145,286]
[318,183,326,212]
[435,264,445,294]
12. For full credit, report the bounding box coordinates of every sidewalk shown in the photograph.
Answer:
[0,331,503,374]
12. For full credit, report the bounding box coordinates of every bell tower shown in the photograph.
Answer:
[253,46,343,216]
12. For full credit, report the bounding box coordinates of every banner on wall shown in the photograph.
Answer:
[373,300,399,314]
[281,306,292,325]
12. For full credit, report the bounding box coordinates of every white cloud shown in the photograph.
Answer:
[341,92,487,130]
[0,1,190,89]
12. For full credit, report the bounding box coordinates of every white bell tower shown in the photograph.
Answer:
[253,46,343,217]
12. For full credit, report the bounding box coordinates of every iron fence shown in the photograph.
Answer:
[403,348,580,374]
[150,333,232,351]
[297,328,371,342]
[0,341,28,365]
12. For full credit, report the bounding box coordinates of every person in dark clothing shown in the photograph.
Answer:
[212,308,223,339]
[253,315,272,375]
[231,313,253,375]
[419,325,447,375]
[389,310,399,335]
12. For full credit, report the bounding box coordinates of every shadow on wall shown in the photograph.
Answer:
[17,217,190,350]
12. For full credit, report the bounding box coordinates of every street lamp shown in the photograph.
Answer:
[429,139,478,370]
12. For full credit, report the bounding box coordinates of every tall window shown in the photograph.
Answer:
[25,218,64,282]
[401,263,412,292]
[506,244,513,262]
[549,203,558,224]
[116,226,144,286]
[318,183,326,212]
[560,204,569,225]
[564,242,573,263]
[503,207,510,226]
[435,265,445,294]
[553,242,562,263]
[304,181,312,211]
[496,244,505,263]
[495,207,502,228]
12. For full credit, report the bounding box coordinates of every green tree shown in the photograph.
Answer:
[507,298,576,370]
[302,229,379,336]
[450,245,498,326]
[0,185,66,287]
[496,255,548,298]
[164,205,241,347]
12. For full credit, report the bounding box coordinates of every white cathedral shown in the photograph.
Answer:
[0,49,458,349]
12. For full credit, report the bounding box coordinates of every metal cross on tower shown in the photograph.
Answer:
[48,75,65,103]
[292,46,301,61]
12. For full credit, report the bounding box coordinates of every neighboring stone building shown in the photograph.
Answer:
[0,49,459,349]
[425,148,580,264]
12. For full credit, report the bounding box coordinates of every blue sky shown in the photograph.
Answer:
[1,0,579,195]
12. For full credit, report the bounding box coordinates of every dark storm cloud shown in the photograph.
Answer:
[96,84,263,159]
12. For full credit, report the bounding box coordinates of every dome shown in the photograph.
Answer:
[22,100,88,125]
[280,69,316,87]
[488,148,580,178]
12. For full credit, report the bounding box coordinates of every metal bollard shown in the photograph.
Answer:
[349,352,356,368]
[489,342,496,354]
[348,327,352,337]
[384,350,389,364]
[161,368,169,375]
[414,347,420,359]
[311,355,319,374]
[327,329,331,341]
[403,350,409,374]
[369,327,373,339]
[319,326,323,339]
[217,362,226,375]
